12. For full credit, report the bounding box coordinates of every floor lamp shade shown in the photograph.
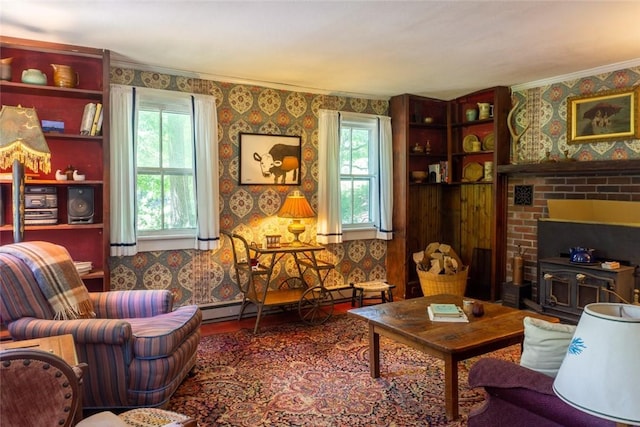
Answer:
[0,105,51,242]
[553,303,640,425]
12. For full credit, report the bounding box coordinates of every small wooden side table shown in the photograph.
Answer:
[0,334,78,367]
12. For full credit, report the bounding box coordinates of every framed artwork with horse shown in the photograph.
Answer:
[239,133,302,185]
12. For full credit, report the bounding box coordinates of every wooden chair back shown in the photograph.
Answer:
[1,349,83,427]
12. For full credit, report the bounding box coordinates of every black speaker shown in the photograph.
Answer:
[68,186,94,224]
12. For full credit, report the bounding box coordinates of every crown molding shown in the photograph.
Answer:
[110,57,389,101]
[511,58,640,92]
[112,56,640,101]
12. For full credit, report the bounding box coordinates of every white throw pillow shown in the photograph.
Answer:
[520,316,576,378]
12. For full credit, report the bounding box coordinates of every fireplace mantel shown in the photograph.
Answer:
[497,158,640,176]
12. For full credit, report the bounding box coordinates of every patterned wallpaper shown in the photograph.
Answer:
[511,66,640,163]
[108,68,390,307]
[108,65,639,308]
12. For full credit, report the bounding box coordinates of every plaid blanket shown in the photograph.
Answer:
[0,241,95,320]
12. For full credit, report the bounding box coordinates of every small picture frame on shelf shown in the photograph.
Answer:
[41,120,64,133]
[567,86,639,144]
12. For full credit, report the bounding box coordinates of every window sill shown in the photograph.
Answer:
[342,227,377,241]
[137,234,195,252]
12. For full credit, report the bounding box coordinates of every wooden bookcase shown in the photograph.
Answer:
[444,86,510,300]
[388,87,510,301]
[388,94,448,299]
[0,36,110,292]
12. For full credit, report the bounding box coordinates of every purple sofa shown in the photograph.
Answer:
[468,358,614,427]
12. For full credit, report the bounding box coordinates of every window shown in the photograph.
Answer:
[110,85,218,255]
[317,109,391,244]
[340,116,378,228]
[136,95,196,238]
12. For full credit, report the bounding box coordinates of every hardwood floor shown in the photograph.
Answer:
[200,301,355,337]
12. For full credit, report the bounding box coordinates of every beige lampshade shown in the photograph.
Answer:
[0,104,51,173]
[278,191,315,219]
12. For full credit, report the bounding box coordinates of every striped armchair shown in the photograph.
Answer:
[0,242,201,410]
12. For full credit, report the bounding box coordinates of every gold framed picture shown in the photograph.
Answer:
[567,86,639,144]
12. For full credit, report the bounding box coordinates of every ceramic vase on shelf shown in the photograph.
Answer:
[0,57,12,81]
[466,108,478,122]
[21,68,47,85]
[51,64,79,88]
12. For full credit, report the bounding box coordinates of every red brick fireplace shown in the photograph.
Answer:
[503,164,640,312]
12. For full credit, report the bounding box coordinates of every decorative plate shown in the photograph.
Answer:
[462,162,484,182]
[482,132,495,151]
[463,134,479,152]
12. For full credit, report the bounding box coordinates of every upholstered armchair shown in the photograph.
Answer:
[0,241,202,410]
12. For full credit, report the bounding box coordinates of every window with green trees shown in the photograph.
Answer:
[340,116,377,227]
[136,97,196,235]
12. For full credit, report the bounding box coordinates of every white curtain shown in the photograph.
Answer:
[376,116,393,240]
[192,95,220,250]
[109,85,220,254]
[316,109,342,244]
[109,84,137,256]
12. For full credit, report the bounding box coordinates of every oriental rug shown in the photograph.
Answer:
[168,315,520,426]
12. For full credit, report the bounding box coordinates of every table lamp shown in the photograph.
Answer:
[0,105,51,242]
[553,303,640,427]
[278,191,315,245]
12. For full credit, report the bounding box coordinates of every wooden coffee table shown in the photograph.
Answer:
[348,294,558,420]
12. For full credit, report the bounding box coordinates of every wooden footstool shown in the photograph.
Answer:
[351,281,395,307]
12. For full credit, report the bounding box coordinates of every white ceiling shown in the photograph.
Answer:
[1,1,640,100]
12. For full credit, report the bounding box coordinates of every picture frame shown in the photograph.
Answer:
[239,133,301,185]
[567,86,639,144]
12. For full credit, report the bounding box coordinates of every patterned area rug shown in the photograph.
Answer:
[168,315,521,426]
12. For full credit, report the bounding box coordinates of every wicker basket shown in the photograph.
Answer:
[417,266,469,297]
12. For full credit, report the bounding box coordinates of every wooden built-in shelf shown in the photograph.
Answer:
[1,35,110,292]
[450,117,495,128]
[0,179,103,185]
[452,150,494,157]
[44,133,103,141]
[0,81,103,99]
[0,223,103,232]
[409,122,447,129]
[81,269,104,280]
